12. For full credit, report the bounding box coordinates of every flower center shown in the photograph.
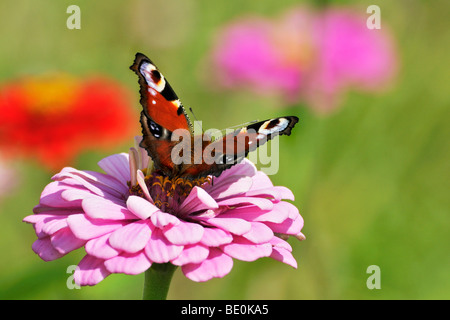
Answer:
[128,170,211,216]
[22,74,79,114]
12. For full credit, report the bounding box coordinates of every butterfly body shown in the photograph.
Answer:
[130,53,298,179]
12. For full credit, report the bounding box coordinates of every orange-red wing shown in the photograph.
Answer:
[130,53,192,132]
[178,116,299,179]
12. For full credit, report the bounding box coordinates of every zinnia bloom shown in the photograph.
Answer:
[0,73,137,169]
[208,5,397,113]
[24,137,304,285]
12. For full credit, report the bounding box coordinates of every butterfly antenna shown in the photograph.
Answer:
[219,120,259,132]
[189,106,203,133]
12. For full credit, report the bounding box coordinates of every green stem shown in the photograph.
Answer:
[143,263,178,300]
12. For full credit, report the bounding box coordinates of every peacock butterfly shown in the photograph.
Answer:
[130,52,298,179]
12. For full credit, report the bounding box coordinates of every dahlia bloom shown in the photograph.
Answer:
[0,73,137,169]
[24,138,304,285]
[209,6,397,113]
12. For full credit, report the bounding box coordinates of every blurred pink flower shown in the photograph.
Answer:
[24,138,304,285]
[209,6,398,113]
[305,8,398,112]
[211,18,305,102]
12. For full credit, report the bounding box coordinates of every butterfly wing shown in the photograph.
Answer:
[130,53,192,176]
[180,116,299,178]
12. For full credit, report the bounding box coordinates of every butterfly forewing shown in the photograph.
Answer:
[130,53,192,133]
[189,116,299,178]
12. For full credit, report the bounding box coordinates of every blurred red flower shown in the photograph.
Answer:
[0,73,137,170]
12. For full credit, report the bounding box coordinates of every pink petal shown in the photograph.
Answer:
[204,216,251,235]
[182,248,234,282]
[39,181,81,208]
[24,214,52,238]
[85,233,120,259]
[27,220,46,239]
[244,187,282,200]
[61,186,122,204]
[150,210,180,228]
[53,168,126,199]
[200,227,233,247]
[67,214,126,240]
[219,203,289,224]
[31,237,64,261]
[50,227,86,254]
[245,186,295,201]
[82,197,136,220]
[97,153,130,187]
[270,247,297,268]
[287,202,301,219]
[61,187,96,202]
[241,222,274,244]
[265,214,304,235]
[40,181,66,199]
[270,236,293,252]
[179,186,218,215]
[163,221,204,245]
[126,195,160,220]
[104,251,151,275]
[145,228,183,263]
[272,186,295,201]
[217,196,273,210]
[248,171,273,190]
[275,201,299,222]
[215,159,257,181]
[82,170,128,195]
[74,255,110,286]
[204,175,253,200]
[134,136,151,170]
[136,170,153,203]
[32,204,84,215]
[221,236,272,261]
[171,244,210,266]
[25,214,69,238]
[23,214,48,224]
[108,220,152,253]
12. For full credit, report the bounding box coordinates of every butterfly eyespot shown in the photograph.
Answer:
[149,119,162,138]
[151,70,162,83]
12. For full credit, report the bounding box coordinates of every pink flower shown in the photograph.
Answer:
[24,138,304,285]
[208,6,397,113]
[210,17,305,102]
[305,8,398,112]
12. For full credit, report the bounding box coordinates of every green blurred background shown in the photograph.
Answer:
[0,0,448,299]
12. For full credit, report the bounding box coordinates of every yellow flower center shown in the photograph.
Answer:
[22,74,80,114]
[270,19,317,69]
[129,171,211,215]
